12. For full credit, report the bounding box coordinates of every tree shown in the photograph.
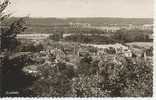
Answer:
[0,0,30,97]
[0,0,10,21]
[0,0,10,95]
[1,17,27,51]
[1,0,28,51]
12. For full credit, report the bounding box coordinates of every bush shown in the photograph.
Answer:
[26,45,153,97]
[1,53,36,97]
[30,60,76,97]
[72,74,109,97]
[64,35,116,44]
[97,56,153,97]
[16,40,44,52]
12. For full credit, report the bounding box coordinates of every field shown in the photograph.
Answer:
[3,17,153,34]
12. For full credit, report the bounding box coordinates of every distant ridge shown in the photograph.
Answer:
[5,17,153,27]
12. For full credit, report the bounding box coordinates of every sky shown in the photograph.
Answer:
[7,0,153,18]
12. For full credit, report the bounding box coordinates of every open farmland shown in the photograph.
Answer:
[3,17,153,34]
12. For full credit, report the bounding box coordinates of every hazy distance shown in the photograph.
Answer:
[8,0,153,18]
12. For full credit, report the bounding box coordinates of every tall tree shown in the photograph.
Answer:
[0,0,10,21]
[1,17,27,51]
[1,0,27,51]
[0,0,10,96]
[0,0,28,96]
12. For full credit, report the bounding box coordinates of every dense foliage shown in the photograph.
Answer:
[11,40,152,97]
[0,0,29,96]
[64,34,117,44]
[113,29,153,42]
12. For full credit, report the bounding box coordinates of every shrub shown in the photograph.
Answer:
[16,40,44,52]
[30,60,76,97]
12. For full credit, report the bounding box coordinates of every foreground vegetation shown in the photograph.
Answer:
[1,39,153,97]
[0,0,153,97]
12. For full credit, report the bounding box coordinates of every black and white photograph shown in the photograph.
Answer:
[0,0,154,97]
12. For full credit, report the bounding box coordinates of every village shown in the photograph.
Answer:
[19,37,153,76]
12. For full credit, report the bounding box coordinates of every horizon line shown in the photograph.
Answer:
[12,16,153,19]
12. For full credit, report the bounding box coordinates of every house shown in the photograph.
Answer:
[16,33,50,40]
[77,48,90,58]
[124,49,132,58]
[148,34,153,41]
